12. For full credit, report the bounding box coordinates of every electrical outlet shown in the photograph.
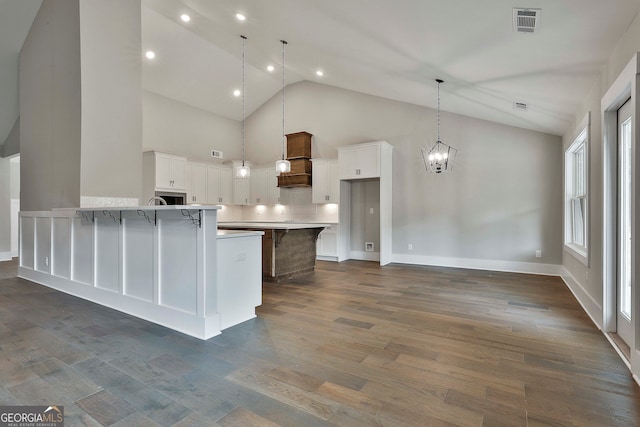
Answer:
[236,252,246,261]
[535,250,542,258]
[369,207,374,215]
[365,242,374,252]
[44,256,49,266]
[408,243,413,251]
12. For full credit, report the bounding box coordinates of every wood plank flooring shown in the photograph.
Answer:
[0,258,638,426]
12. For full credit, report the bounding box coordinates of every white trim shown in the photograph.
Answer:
[0,252,11,262]
[560,268,603,330]
[350,250,381,261]
[390,253,563,276]
[316,255,338,262]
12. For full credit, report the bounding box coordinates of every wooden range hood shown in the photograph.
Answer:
[277,131,312,187]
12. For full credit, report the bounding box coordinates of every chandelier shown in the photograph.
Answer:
[422,79,457,174]
[275,40,291,174]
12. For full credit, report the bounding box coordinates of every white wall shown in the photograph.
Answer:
[562,11,640,319]
[143,91,241,162]
[246,81,563,266]
[10,157,19,256]
[79,0,142,201]
[19,0,81,211]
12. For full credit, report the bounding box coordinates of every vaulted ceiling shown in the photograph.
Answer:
[1,0,639,150]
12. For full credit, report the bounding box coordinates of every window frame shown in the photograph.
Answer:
[564,113,590,266]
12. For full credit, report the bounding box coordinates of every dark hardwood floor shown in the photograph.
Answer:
[0,258,638,426]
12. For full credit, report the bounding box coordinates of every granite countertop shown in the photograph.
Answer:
[75,205,221,212]
[218,221,330,230]
[217,229,264,239]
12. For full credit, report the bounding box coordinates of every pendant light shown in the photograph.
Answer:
[236,35,250,178]
[275,40,291,174]
[422,79,457,174]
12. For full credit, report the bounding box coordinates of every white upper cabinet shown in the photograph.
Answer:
[312,159,340,203]
[249,167,281,205]
[207,165,233,204]
[186,163,207,204]
[143,152,187,196]
[155,152,186,190]
[233,177,250,205]
[338,143,380,179]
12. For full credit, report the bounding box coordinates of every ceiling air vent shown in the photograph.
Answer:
[211,150,223,159]
[513,102,528,112]
[513,8,540,33]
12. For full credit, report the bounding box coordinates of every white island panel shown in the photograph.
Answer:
[35,217,51,274]
[95,214,120,292]
[52,217,71,279]
[123,216,154,302]
[18,206,263,340]
[20,217,34,269]
[72,217,94,285]
[159,217,198,314]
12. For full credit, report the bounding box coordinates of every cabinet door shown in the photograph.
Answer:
[312,161,329,203]
[338,149,358,179]
[206,166,221,204]
[317,226,338,258]
[250,169,267,205]
[185,163,193,202]
[356,145,380,178]
[219,167,233,204]
[169,156,187,189]
[327,160,340,203]
[155,153,173,189]
[233,178,249,205]
[269,169,281,204]
[191,164,207,203]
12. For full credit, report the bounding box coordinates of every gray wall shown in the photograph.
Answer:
[78,0,142,200]
[0,158,10,256]
[563,10,640,309]
[246,81,563,264]
[2,118,20,158]
[19,0,142,210]
[143,91,241,162]
[19,0,81,211]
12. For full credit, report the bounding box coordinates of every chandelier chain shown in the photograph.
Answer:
[437,80,440,142]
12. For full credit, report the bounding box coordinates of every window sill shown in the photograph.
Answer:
[564,243,589,267]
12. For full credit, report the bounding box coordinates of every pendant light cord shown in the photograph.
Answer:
[281,40,287,161]
[436,80,441,143]
[241,35,247,166]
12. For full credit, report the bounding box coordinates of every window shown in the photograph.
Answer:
[564,114,589,265]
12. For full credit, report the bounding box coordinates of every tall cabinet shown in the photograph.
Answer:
[337,141,393,266]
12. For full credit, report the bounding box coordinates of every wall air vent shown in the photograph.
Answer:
[513,102,528,111]
[211,150,223,159]
[513,8,540,33]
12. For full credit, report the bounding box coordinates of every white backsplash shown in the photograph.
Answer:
[219,188,339,223]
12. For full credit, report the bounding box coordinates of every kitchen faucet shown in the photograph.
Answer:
[147,196,167,206]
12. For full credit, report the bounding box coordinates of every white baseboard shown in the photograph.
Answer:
[560,268,603,330]
[0,251,11,262]
[390,253,563,276]
[317,255,338,262]
[350,251,380,261]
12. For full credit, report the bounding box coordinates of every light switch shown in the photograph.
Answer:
[369,207,374,215]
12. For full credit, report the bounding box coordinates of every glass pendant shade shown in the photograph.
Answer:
[276,159,291,173]
[236,164,251,177]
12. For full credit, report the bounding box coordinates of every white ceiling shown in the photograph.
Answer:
[1,0,639,149]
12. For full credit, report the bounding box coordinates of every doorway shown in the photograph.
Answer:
[617,99,633,347]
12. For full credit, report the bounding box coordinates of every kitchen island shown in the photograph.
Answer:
[18,206,263,339]
[218,222,328,281]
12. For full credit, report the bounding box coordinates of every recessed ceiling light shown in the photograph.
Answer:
[233,89,241,97]
[180,14,191,22]
[315,70,324,77]
[145,50,155,59]
[235,13,246,21]
[267,65,275,72]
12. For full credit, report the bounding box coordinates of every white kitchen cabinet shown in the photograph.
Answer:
[316,224,338,261]
[186,163,207,204]
[207,166,233,204]
[338,143,380,179]
[233,177,250,205]
[249,168,281,205]
[153,152,187,190]
[312,159,340,203]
